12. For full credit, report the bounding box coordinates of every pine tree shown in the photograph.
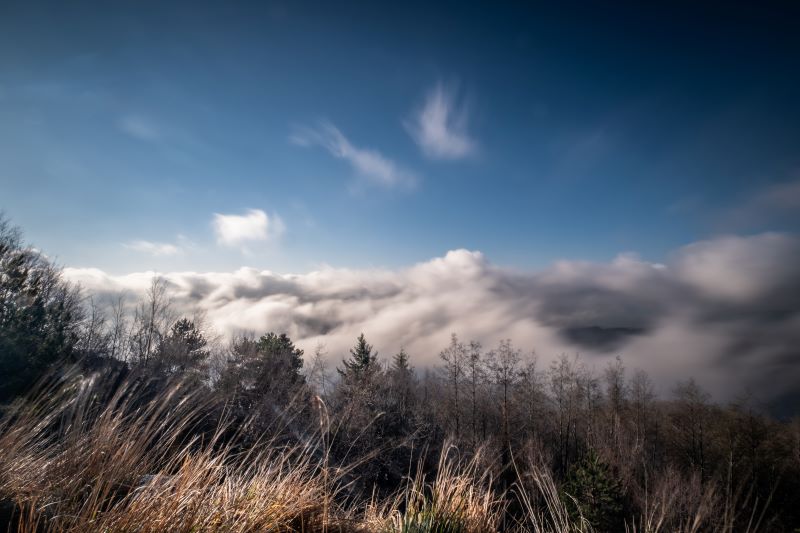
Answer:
[154,318,209,376]
[217,332,309,445]
[388,347,415,417]
[256,332,304,379]
[339,333,378,379]
[391,347,411,373]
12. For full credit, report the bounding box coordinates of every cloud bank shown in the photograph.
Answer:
[65,233,800,412]
[291,122,415,188]
[406,82,476,160]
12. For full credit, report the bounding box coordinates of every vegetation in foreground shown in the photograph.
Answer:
[0,368,787,533]
[1,215,799,532]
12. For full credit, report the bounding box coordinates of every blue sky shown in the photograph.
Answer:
[1,1,799,274]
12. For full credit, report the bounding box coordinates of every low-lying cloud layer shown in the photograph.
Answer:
[65,232,800,411]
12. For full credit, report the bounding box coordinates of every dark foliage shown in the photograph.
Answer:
[0,216,82,403]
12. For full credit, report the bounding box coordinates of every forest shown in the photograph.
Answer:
[1,215,799,532]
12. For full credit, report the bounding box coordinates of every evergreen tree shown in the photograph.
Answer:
[154,318,209,376]
[217,332,308,445]
[338,333,378,379]
[0,216,82,402]
[222,332,305,397]
[255,332,305,382]
[388,347,415,418]
[562,450,625,532]
[391,346,411,373]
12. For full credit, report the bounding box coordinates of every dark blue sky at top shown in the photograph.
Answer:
[1,0,798,273]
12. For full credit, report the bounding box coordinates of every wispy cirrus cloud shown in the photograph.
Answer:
[118,114,162,142]
[720,178,800,230]
[212,209,285,249]
[123,239,182,256]
[405,82,477,160]
[291,121,416,188]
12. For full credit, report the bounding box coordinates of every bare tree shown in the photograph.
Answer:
[487,339,521,461]
[516,351,545,443]
[603,356,628,447]
[306,342,331,397]
[671,378,711,482]
[630,368,654,448]
[107,293,130,362]
[130,276,173,366]
[466,340,484,447]
[77,296,109,356]
[439,333,466,439]
[549,354,581,474]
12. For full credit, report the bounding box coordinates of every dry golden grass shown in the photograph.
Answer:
[0,371,346,532]
[0,370,777,533]
[365,444,504,533]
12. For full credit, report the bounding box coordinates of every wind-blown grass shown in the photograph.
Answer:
[366,445,503,533]
[0,369,778,532]
[0,370,346,532]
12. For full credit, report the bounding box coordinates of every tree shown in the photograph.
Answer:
[339,333,378,380]
[487,339,521,463]
[255,332,305,379]
[306,342,331,397]
[550,354,582,475]
[671,378,711,481]
[603,356,627,448]
[562,450,625,532]
[76,296,109,357]
[387,347,415,420]
[604,356,627,417]
[466,340,485,447]
[439,333,465,439]
[630,369,654,449]
[516,352,545,443]
[107,293,130,361]
[217,332,308,444]
[0,216,83,402]
[154,318,210,377]
[331,334,388,493]
[335,333,381,415]
[130,277,173,366]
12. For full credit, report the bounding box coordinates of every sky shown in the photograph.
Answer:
[1,1,799,411]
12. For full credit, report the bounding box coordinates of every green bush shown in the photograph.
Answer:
[561,451,625,532]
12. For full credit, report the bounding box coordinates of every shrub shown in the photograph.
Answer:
[561,451,625,532]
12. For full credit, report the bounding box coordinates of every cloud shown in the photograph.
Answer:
[291,122,415,188]
[753,179,800,211]
[118,115,162,142]
[123,240,182,256]
[65,233,800,413]
[405,82,477,160]
[212,209,285,248]
[719,178,800,230]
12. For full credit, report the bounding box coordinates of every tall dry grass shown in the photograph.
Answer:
[0,370,348,532]
[0,369,778,533]
[365,444,504,533]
